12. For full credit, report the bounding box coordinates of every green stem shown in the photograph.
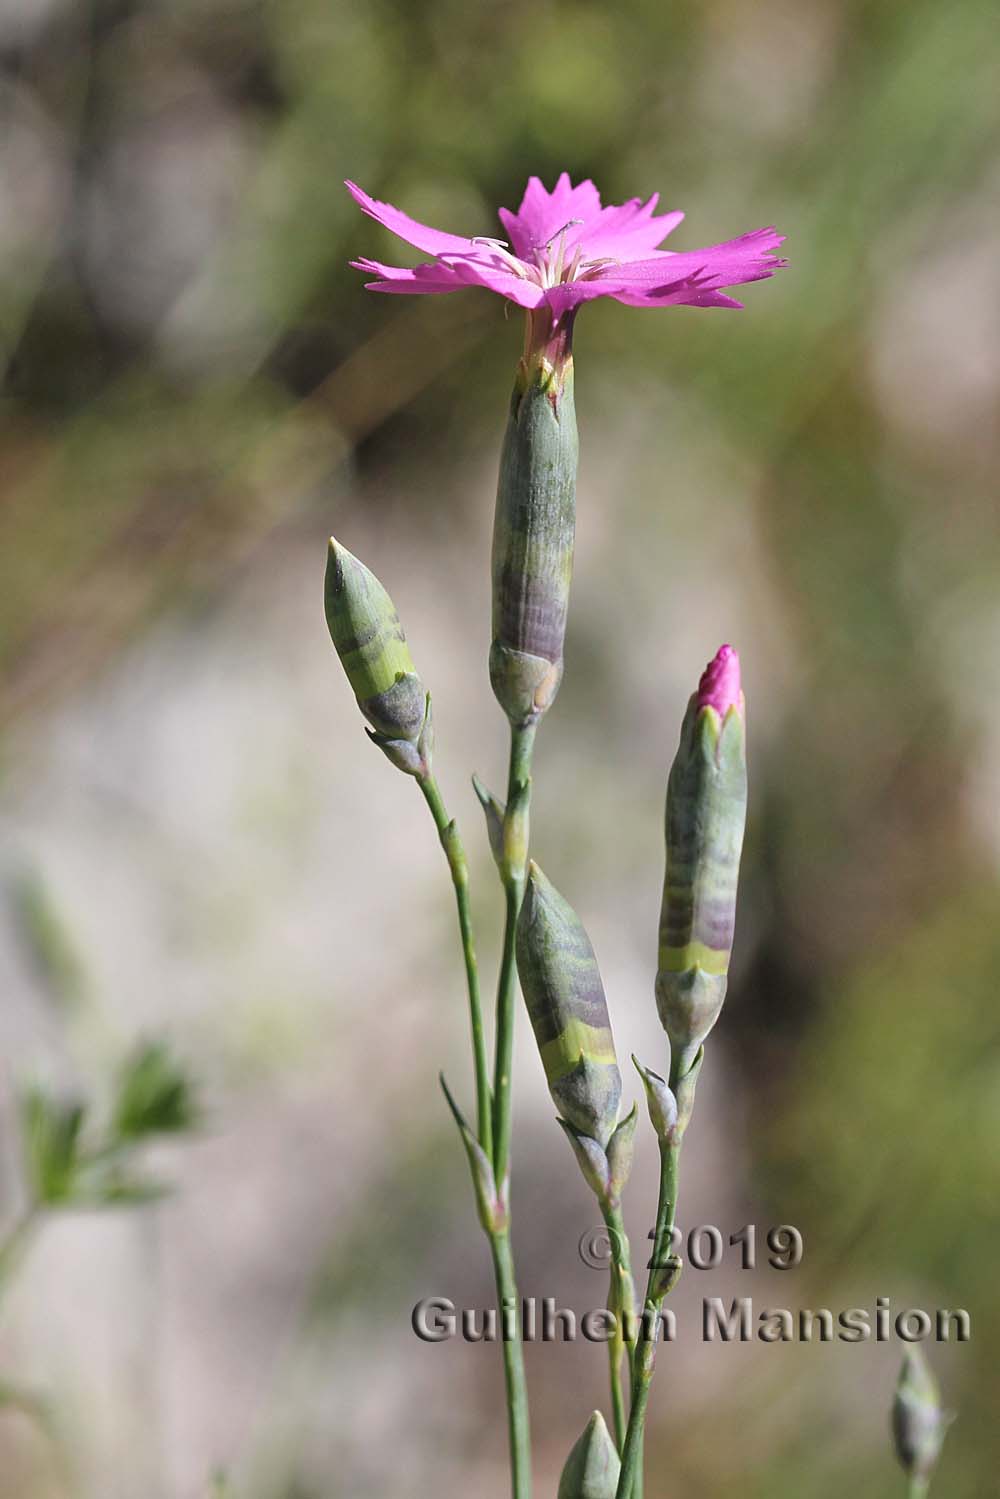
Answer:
[419,771,531,1499]
[600,1202,635,1455]
[492,721,536,1188]
[615,1140,681,1499]
[607,1329,626,1455]
[907,1479,930,1499]
[478,718,538,1499]
[418,775,492,1157]
[491,1230,533,1499]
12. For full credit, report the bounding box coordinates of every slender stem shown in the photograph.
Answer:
[491,1230,533,1499]
[418,775,492,1156]
[418,771,531,1498]
[615,1140,681,1499]
[600,1202,635,1453]
[608,1345,627,1455]
[907,1479,930,1499]
[479,717,537,1499]
[492,721,536,1188]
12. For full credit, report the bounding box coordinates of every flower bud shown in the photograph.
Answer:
[651,1253,683,1301]
[471,774,506,869]
[440,1074,505,1234]
[673,1047,703,1135]
[557,1410,621,1499]
[516,863,621,1149]
[325,538,431,775]
[892,1349,950,1484]
[605,1104,638,1200]
[655,645,747,1081]
[633,1056,678,1142]
[490,364,578,727]
[557,1118,610,1200]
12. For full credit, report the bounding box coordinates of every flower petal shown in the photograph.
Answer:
[436,253,545,308]
[687,226,787,259]
[575,196,686,260]
[354,253,545,307]
[582,231,787,306]
[497,172,603,257]
[350,257,470,295]
[345,180,476,256]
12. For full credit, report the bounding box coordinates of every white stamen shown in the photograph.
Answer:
[466,237,532,280]
[577,256,621,281]
[543,218,584,250]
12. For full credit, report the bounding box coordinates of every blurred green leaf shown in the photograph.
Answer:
[17,1086,87,1206]
[9,870,88,1011]
[113,1040,199,1142]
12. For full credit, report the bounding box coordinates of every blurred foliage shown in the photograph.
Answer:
[7,871,88,1012]
[113,1039,199,1140]
[17,1088,86,1208]
[1,0,998,1493]
[13,1039,198,1212]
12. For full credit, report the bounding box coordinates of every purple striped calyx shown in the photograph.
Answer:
[489,358,578,728]
[655,646,747,1082]
[517,863,622,1150]
[324,538,432,777]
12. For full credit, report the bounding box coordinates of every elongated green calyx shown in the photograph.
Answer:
[656,645,747,1083]
[517,863,621,1149]
[324,538,431,776]
[490,357,578,727]
[558,1410,621,1499]
[892,1350,951,1485]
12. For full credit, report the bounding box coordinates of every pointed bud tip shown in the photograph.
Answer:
[697,643,742,716]
[893,1347,950,1480]
[521,859,546,912]
[557,1409,620,1499]
[898,1346,939,1402]
[326,535,344,584]
[580,1410,612,1447]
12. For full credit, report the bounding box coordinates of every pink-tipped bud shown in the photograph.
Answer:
[697,644,742,717]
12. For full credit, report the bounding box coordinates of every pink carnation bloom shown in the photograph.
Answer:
[346,173,785,326]
[697,644,743,718]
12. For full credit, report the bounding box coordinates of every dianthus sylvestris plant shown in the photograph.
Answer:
[327,173,948,1499]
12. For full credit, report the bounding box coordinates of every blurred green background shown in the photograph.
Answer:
[1,0,998,1494]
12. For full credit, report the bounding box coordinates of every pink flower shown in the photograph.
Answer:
[697,644,743,718]
[346,173,785,320]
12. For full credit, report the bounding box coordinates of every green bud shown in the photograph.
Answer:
[490,363,578,727]
[656,648,747,1081]
[517,863,621,1149]
[440,1074,504,1233]
[673,1047,704,1136]
[557,1118,610,1200]
[892,1349,951,1484]
[606,1104,638,1200]
[633,1056,679,1142]
[557,1410,621,1499]
[472,774,506,869]
[651,1253,683,1301]
[325,538,431,776]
